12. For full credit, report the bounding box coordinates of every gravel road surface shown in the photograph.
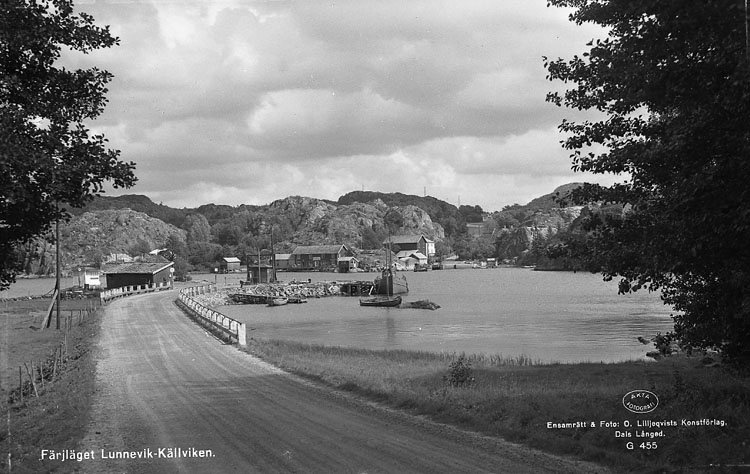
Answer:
[78,290,612,474]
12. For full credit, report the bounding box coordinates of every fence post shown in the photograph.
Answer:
[238,322,247,347]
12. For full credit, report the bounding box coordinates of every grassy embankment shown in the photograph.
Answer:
[1,297,102,474]
[245,338,750,474]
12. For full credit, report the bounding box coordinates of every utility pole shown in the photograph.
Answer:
[269,225,276,283]
[55,208,60,329]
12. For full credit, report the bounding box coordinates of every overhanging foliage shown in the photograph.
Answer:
[0,0,136,289]
[546,0,750,361]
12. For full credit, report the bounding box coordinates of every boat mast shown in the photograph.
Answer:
[387,231,392,297]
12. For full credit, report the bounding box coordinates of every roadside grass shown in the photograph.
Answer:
[1,297,102,473]
[246,338,750,474]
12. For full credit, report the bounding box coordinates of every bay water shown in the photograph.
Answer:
[218,268,674,363]
[3,268,674,363]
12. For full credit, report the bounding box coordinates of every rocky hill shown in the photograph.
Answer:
[16,184,599,275]
[68,194,189,228]
[523,182,586,209]
[491,184,589,262]
[19,193,448,274]
[338,191,467,237]
[20,209,186,275]
[213,195,446,252]
[62,209,187,262]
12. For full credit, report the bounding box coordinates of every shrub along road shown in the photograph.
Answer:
[75,290,611,473]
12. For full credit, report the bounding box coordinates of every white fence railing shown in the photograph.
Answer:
[177,285,246,347]
[100,281,172,303]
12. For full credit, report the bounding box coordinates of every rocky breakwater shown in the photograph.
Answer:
[191,289,234,307]
[204,281,342,306]
[244,281,339,299]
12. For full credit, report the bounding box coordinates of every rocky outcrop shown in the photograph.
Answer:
[22,209,186,275]
[495,207,583,260]
[399,205,445,241]
[271,196,445,248]
[65,209,186,257]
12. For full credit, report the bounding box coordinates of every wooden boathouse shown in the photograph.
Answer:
[290,244,353,271]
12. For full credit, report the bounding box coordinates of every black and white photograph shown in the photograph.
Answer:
[2,0,749,472]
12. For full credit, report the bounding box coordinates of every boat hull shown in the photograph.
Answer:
[359,295,402,307]
[267,297,288,306]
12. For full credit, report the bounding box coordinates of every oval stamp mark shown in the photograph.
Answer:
[622,390,659,413]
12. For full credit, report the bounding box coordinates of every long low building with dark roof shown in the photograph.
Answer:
[103,261,174,290]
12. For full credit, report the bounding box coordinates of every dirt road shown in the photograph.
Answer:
[77,290,611,474]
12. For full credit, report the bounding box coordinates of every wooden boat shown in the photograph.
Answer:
[373,231,409,295]
[359,295,402,307]
[287,296,307,304]
[267,297,288,306]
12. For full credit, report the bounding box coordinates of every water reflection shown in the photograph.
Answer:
[385,317,396,345]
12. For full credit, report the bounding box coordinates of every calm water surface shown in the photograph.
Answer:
[218,268,674,363]
[3,276,78,299]
[3,269,673,363]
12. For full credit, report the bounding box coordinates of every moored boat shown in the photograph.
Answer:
[359,295,402,307]
[267,297,288,306]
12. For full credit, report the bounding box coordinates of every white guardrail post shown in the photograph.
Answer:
[237,322,247,346]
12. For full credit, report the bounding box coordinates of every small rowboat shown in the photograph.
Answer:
[359,295,402,307]
[267,297,288,306]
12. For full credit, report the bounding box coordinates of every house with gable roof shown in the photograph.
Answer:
[383,234,435,259]
[290,244,353,271]
[219,257,241,273]
[103,259,174,289]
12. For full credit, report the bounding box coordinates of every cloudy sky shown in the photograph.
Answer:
[64,0,617,212]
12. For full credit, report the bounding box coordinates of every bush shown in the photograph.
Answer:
[443,355,475,388]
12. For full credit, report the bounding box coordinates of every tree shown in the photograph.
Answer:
[545,0,750,361]
[212,221,243,247]
[0,0,136,289]
[164,234,188,260]
[467,235,496,260]
[361,226,384,250]
[127,238,152,258]
[187,241,223,270]
[458,205,484,223]
[183,214,211,244]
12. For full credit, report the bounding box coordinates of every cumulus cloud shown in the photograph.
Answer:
[67,0,611,211]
